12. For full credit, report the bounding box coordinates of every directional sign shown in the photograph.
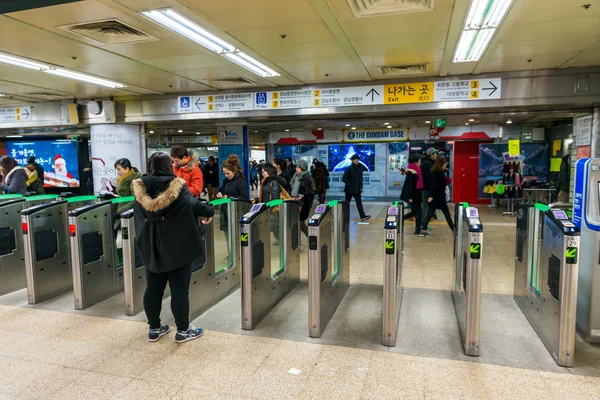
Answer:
[193,93,253,112]
[241,233,249,247]
[470,243,481,259]
[434,78,501,101]
[385,239,395,255]
[0,106,32,123]
[178,96,192,113]
[566,247,577,264]
[384,82,433,104]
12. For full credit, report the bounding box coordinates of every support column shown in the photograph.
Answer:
[218,125,250,192]
[90,124,143,196]
[591,106,600,158]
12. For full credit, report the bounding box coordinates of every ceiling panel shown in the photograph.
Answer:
[512,0,600,24]
[568,50,600,68]
[482,52,580,73]
[494,37,599,59]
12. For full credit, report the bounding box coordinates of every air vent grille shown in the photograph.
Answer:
[347,0,433,18]
[378,63,428,76]
[22,92,70,101]
[207,77,257,88]
[59,19,157,45]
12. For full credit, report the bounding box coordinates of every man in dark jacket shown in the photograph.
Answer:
[420,148,437,227]
[343,154,370,221]
[283,157,296,184]
[133,152,214,344]
[204,156,220,201]
[558,144,572,203]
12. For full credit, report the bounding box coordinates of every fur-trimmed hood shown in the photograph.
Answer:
[132,176,185,212]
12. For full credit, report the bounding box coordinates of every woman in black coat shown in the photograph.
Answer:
[216,154,249,233]
[256,163,289,245]
[420,156,454,237]
[400,155,423,234]
[0,156,28,194]
[133,152,214,344]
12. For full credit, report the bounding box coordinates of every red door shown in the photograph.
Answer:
[452,140,491,205]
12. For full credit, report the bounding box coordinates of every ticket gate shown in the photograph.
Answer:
[452,203,483,357]
[307,200,350,338]
[21,201,72,304]
[0,198,27,296]
[0,193,58,206]
[514,203,580,367]
[65,195,98,211]
[573,158,600,343]
[382,202,404,346]
[69,201,120,309]
[240,200,301,330]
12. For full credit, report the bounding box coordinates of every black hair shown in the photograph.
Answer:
[408,155,420,164]
[148,152,174,177]
[27,156,36,164]
[0,156,19,173]
[273,158,284,169]
[208,156,215,161]
[114,158,133,170]
[170,145,188,159]
[263,163,277,176]
[285,157,292,163]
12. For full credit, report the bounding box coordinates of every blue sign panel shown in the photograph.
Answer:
[573,158,589,229]
[256,92,267,105]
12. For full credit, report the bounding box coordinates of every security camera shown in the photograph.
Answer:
[280,34,287,39]
[583,4,591,10]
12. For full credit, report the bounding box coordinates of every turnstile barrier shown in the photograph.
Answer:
[22,201,72,304]
[382,202,404,346]
[514,203,580,366]
[452,203,483,357]
[241,200,301,330]
[65,195,99,211]
[0,198,27,296]
[69,201,119,309]
[307,200,350,338]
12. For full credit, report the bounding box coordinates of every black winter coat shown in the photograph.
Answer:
[400,169,422,205]
[133,176,214,274]
[343,164,366,194]
[428,171,448,209]
[205,162,220,186]
[420,158,434,191]
[219,174,249,199]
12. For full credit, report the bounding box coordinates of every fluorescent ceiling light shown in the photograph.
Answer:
[178,129,183,133]
[345,124,350,127]
[384,122,390,125]
[142,8,280,78]
[196,132,200,135]
[387,125,393,128]
[506,119,512,124]
[285,129,290,132]
[453,0,514,63]
[0,53,49,70]
[45,68,125,88]
[425,120,431,124]
[149,130,154,134]
[351,127,357,130]
[465,123,469,125]
[469,118,475,122]
[6,135,23,138]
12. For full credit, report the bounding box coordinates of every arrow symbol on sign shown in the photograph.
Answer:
[195,98,205,109]
[21,109,30,119]
[385,240,394,249]
[470,244,480,253]
[566,248,576,258]
[366,88,380,102]
[482,81,497,96]
[241,233,248,241]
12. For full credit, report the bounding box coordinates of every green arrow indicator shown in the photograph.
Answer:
[470,244,480,253]
[386,240,394,249]
[566,248,576,258]
[241,233,248,241]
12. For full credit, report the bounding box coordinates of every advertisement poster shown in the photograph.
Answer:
[478,143,549,198]
[387,142,409,197]
[6,140,80,188]
[90,124,141,196]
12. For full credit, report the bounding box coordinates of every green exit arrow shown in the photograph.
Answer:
[241,233,248,241]
[386,240,394,249]
[566,248,577,258]
[470,244,480,253]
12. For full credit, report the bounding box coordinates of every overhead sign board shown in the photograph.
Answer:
[175,78,502,115]
[344,128,408,142]
[0,106,32,122]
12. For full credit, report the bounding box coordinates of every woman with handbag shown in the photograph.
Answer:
[290,160,315,237]
[254,163,290,245]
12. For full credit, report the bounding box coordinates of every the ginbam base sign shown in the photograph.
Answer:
[344,128,408,143]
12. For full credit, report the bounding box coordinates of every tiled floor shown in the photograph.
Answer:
[1,201,600,399]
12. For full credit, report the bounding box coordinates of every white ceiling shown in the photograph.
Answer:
[0,0,598,102]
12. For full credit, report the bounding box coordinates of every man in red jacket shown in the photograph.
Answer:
[170,145,203,197]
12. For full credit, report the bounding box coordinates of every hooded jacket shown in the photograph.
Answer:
[133,176,214,274]
[0,167,28,194]
[173,151,204,197]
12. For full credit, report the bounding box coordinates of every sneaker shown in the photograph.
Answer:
[414,228,421,235]
[419,230,429,237]
[148,325,170,342]
[175,326,204,343]
[360,215,371,221]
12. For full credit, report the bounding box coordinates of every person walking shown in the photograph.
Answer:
[256,163,290,245]
[0,156,28,195]
[132,152,214,343]
[290,160,315,237]
[283,157,296,184]
[400,155,423,235]
[343,154,370,221]
[171,145,203,197]
[249,161,258,191]
[558,144,572,203]
[273,159,286,179]
[312,160,327,204]
[420,148,437,227]
[204,156,220,201]
[420,156,455,237]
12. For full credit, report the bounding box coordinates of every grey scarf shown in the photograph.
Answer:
[291,170,309,197]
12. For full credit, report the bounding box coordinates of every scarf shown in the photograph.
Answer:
[117,168,136,185]
[291,170,309,197]
[409,162,423,189]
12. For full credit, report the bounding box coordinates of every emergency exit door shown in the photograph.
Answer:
[453,141,491,205]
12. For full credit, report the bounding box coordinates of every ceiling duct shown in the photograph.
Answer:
[206,77,257,89]
[347,0,433,18]
[378,63,428,76]
[59,19,157,45]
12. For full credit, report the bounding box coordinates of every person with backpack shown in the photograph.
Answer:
[400,155,423,235]
[132,152,214,343]
[255,163,290,245]
[290,160,315,237]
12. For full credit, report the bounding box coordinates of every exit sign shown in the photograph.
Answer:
[436,119,446,128]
